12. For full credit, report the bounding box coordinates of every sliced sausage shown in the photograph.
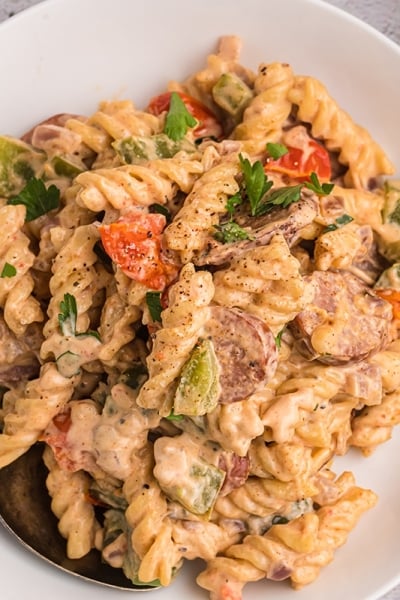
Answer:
[0,318,42,386]
[21,113,82,144]
[290,270,393,364]
[218,452,250,496]
[204,306,278,403]
[194,192,318,267]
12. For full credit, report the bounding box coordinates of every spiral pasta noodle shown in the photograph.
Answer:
[288,76,394,188]
[0,363,75,468]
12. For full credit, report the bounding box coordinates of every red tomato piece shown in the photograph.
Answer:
[147,91,223,140]
[99,212,179,291]
[265,138,331,182]
[374,288,400,321]
[40,409,75,470]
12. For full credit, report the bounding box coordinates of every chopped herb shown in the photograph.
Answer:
[304,172,334,196]
[164,92,197,141]
[255,183,303,216]
[58,293,77,336]
[275,326,286,349]
[226,192,243,218]
[76,329,101,341]
[165,411,184,422]
[323,213,354,232]
[94,240,114,273]
[7,177,60,221]
[146,291,163,322]
[0,262,17,278]
[58,292,100,340]
[214,220,253,244]
[239,154,273,216]
[266,142,288,160]
[149,203,171,222]
[271,515,289,525]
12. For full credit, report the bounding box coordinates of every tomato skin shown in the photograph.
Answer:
[147,91,223,140]
[374,288,400,320]
[265,139,331,182]
[99,212,179,291]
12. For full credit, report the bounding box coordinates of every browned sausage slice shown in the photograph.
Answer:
[194,193,318,267]
[204,306,278,403]
[21,113,82,144]
[290,270,393,364]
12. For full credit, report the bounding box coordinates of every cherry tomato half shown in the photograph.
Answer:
[265,138,332,182]
[99,212,179,291]
[147,91,223,140]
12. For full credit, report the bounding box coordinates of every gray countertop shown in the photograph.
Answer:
[0,0,399,599]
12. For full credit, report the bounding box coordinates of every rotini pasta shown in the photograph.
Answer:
[0,35,398,600]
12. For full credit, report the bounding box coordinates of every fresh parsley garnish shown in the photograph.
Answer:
[239,154,273,216]
[323,213,354,232]
[266,142,288,160]
[146,291,163,323]
[0,262,17,278]
[305,172,334,196]
[58,293,77,336]
[226,193,243,218]
[58,292,100,340]
[275,326,286,349]
[214,220,253,244]
[164,92,197,141]
[149,203,171,222]
[255,184,303,216]
[7,177,60,222]
[94,240,114,273]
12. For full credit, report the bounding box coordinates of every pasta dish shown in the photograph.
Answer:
[0,36,399,598]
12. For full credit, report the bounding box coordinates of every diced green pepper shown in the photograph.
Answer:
[382,180,400,225]
[0,135,46,197]
[102,509,168,588]
[51,155,86,178]
[55,350,82,377]
[212,72,253,119]
[375,263,400,290]
[165,456,225,515]
[173,338,220,416]
[89,481,128,510]
[113,133,197,164]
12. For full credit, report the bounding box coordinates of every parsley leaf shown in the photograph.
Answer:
[149,203,171,222]
[275,326,286,349]
[164,92,197,141]
[58,292,100,340]
[239,154,273,216]
[0,262,17,278]
[255,184,303,216]
[266,142,288,160]
[323,214,354,232]
[226,192,243,218]
[58,293,77,337]
[146,291,163,323]
[7,177,60,222]
[305,172,334,196]
[214,221,253,244]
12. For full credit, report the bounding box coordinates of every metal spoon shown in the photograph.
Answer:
[0,443,152,591]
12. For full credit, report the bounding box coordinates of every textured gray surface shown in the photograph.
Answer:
[0,0,399,599]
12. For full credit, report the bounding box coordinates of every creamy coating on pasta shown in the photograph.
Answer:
[0,35,399,599]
